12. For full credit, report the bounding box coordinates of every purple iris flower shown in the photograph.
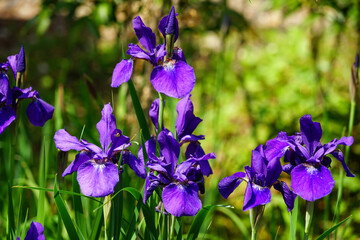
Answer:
[218,143,297,211]
[0,48,54,134]
[16,221,45,240]
[111,7,195,99]
[54,103,146,197]
[141,130,215,217]
[149,95,211,176]
[278,115,354,201]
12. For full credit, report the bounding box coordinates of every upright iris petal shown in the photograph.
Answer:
[133,16,156,53]
[16,45,26,73]
[165,6,176,35]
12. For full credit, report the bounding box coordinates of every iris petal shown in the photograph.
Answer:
[77,160,119,197]
[96,103,116,151]
[291,164,335,201]
[111,59,133,88]
[218,172,246,199]
[150,61,195,98]
[162,182,201,217]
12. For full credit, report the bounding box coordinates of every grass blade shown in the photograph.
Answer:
[290,197,299,240]
[53,175,80,240]
[316,216,352,240]
[217,207,250,238]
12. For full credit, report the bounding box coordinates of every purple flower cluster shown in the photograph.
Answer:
[0,47,54,134]
[141,95,215,217]
[111,7,195,99]
[54,103,146,197]
[218,114,354,211]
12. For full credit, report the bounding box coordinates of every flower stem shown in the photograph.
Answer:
[249,205,265,240]
[304,201,314,240]
[158,92,165,132]
[165,34,175,61]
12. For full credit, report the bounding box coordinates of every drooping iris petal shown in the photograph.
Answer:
[158,13,179,42]
[175,94,202,140]
[81,139,104,155]
[62,151,92,177]
[291,164,335,201]
[150,61,195,99]
[251,145,267,176]
[96,103,116,151]
[0,106,16,134]
[54,129,86,151]
[24,221,45,240]
[218,172,246,199]
[26,97,54,126]
[77,160,119,197]
[162,182,201,217]
[111,59,133,88]
[243,182,271,211]
[180,135,204,143]
[133,16,156,53]
[0,72,10,102]
[127,44,154,63]
[143,173,160,203]
[121,151,146,179]
[273,181,297,211]
[299,115,322,155]
[13,87,38,99]
[158,131,180,172]
[331,151,355,177]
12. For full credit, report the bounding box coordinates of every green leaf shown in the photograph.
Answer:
[127,79,151,141]
[7,183,15,239]
[89,203,104,240]
[290,197,298,240]
[217,207,250,238]
[176,217,183,240]
[73,173,87,238]
[37,138,46,225]
[13,185,102,203]
[316,216,352,240]
[187,205,216,240]
[53,175,80,240]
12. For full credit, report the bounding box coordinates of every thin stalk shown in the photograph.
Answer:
[304,201,314,240]
[165,34,175,61]
[250,205,265,240]
[170,215,175,239]
[290,197,299,240]
[333,100,356,239]
[158,92,165,132]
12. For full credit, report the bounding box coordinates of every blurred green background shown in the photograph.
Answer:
[0,0,359,239]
